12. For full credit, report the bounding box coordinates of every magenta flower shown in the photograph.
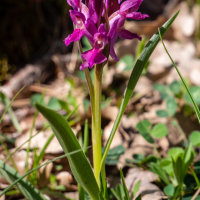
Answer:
[108,0,149,61]
[64,0,149,70]
[64,1,98,46]
[80,21,118,70]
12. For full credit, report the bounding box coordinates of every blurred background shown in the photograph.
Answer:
[0,0,171,85]
[1,0,200,199]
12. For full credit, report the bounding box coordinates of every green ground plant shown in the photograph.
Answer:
[0,8,182,200]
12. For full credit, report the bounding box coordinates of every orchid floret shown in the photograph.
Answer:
[65,0,149,69]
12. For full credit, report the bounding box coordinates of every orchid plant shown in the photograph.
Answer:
[33,0,179,199]
[64,0,149,183]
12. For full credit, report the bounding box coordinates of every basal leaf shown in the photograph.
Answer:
[131,180,141,199]
[167,147,184,161]
[149,163,170,185]
[0,160,46,200]
[101,11,180,170]
[172,156,184,185]
[120,169,130,200]
[35,104,99,200]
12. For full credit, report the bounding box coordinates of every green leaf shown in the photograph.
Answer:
[101,11,179,171]
[185,86,200,105]
[172,156,184,184]
[158,28,200,123]
[164,184,175,196]
[151,123,168,138]
[0,92,22,133]
[131,180,141,199]
[120,169,130,200]
[190,167,200,187]
[35,104,99,200]
[160,158,173,176]
[139,132,154,144]
[169,81,181,94]
[31,94,45,107]
[0,148,90,198]
[183,143,194,170]
[136,119,151,133]
[136,120,154,143]
[47,97,61,111]
[105,145,125,165]
[156,110,169,117]
[141,155,158,164]
[0,86,25,126]
[107,145,126,156]
[166,98,177,117]
[117,55,135,71]
[0,160,46,200]
[153,83,167,94]
[189,131,200,147]
[167,148,184,161]
[110,187,121,200]
[148,163,170,185]
[58,100,71,112]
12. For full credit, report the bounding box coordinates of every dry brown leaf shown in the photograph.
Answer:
[56,171,77,191]
[15,127,79,154]
[139,103,168,124]
[124,168,163,200]
[121,116,139,130]
[189,60,200,86]
[112,39,138,60]
[0,192,5,200]
[101,106,119,121]
[117,134,154,169]
[12,150,33,175]
[171,2,195,42]
[142,191,165,200]
[103,121,122,149]
[64,192,78,200]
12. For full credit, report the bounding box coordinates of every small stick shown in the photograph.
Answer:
[191,187,200,200]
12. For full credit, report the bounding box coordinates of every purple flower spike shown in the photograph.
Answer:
[65,0,149,68]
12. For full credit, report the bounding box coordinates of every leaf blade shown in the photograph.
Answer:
[0,160,46,200]
[101,11,180,170]
[35,104,99,200]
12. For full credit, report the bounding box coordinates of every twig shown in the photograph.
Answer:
[191,187,200,200]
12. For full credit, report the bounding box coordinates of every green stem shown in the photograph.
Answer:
[92,64,103,185]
